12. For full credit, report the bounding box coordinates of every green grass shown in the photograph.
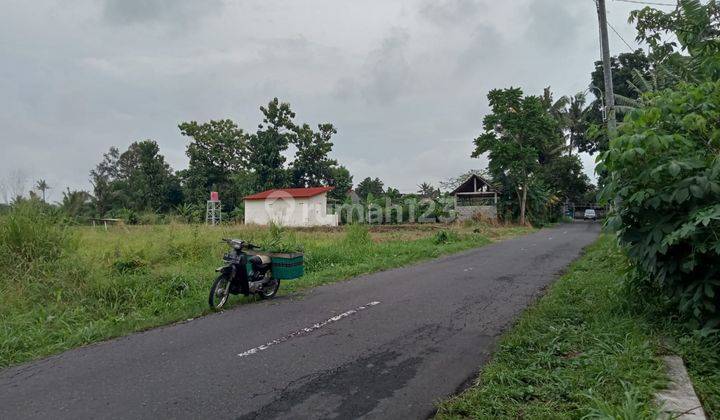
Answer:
[435,235,720,419]
[0,211,533,369]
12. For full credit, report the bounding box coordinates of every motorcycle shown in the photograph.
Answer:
[208,238,280,310]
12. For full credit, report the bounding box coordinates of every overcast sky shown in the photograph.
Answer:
[0,0,648,201]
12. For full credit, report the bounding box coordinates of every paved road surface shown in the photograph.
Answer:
[0,222,600,419]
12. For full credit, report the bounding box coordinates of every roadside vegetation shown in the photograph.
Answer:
[436,236,720,419]
[0,203,532,368]
[439,1,720,417]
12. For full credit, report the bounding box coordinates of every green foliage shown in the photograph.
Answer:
[540,154,591,203]
[584,50,657,155]
[248,98,296,190]
[356,177,385,200]
[630,0,720,81]
[112,255,147,274]
[433,230,458,245]
[260,222,302,253]
[474,87,565,225]
[599,81,720,327]
[116,208,139,225]
[344,223,371,246]
[290,123,337,187]
[178,119,249,209]
[584,382,660,420]
[90,141,181,215]
[35,179,50,202]
[60,188,94,221]
[0,201,77,267]
[174,203,196,223]
[85,99,350,220]
[326,166,354,201]
[417,182,440,198]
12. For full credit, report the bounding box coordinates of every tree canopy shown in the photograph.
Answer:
[473,88,564,224]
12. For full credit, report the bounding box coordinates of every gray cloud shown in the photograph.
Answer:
[362,28,411,105]
[0,0,646,198]
[103,0,223,25]
[418,0,482,27]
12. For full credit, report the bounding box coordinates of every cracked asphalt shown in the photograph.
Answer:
[0,222,600,419]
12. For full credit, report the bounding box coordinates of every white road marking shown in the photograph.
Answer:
[237,301,381,358]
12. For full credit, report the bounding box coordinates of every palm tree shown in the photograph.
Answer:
[35,179,50,202]
[565,93,588,156]
[542,87,569,123]
[417,182,438,198]
[61,188,92,218]
[544,89,590,156]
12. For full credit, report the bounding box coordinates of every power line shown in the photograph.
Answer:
[612,0,676,6]
[591,0,640,52]
[608,21,636,51]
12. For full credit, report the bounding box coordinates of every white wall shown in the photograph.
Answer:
[244,193,338,227]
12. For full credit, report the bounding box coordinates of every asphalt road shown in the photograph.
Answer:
[0,222,600,419]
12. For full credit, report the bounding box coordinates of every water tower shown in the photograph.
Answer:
[206,191,221,225]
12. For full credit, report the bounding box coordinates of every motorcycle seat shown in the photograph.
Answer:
[249,255,271,270]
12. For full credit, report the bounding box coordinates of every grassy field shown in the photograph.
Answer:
[0,210,532,368]
[435,235,720,419]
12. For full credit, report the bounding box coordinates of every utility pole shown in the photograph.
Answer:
[595,0,617,136]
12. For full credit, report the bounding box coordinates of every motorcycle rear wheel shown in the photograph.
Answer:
[259,273,280,299]
[209,274,231,310]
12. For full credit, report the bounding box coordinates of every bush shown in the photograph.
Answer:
[260,223,302,253]
[599,81,720,329]
[116,208,139,225]
[0,201,77,266]
[112,256,148,274]
[433,230,459,245]
[344,223,371,246]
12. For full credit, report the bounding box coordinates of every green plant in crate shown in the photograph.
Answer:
[261,222,303,253]
[257,223,304,279]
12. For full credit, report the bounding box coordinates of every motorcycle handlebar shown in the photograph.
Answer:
[221,239,260,250]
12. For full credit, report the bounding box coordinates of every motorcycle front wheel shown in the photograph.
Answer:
[208,274,231,310]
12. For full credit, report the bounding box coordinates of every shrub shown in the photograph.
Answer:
[599,81,720,329]
[116,208,139,225]
[112,256,147,274]
[0,201,77,266]
[433,230,459,245]
[344,223,371,246]
[260,223,302,253]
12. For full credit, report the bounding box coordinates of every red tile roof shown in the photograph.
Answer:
[244,187,334,200]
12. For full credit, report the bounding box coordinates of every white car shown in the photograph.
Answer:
[583,209,597,221]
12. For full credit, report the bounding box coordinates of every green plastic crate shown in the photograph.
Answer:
[270,252,304,280]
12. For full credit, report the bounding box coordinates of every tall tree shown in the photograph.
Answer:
[356,177,384,200]
[178,119,248,207]
[35,179,50,202]
[326,165,353,201]
[248,98,297,190]
[539,155,590,204]
[290,123,338,187]
[564,93,588,156]
[115,140,181,211]
[90,146,120,216]
[90,141,180,214]
[473,88,562,225]
[61,188,93,219]
[417,182,439,198]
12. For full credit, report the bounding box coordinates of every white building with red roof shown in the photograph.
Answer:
[243,187,338,227]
